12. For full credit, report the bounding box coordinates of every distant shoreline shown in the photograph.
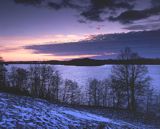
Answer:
[3,58,160,66]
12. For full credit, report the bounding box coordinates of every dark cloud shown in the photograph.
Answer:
[78,19,87,23]
[80,0,134,22]
[124,24,151,30]
[25,41,115,56]
[14,0,42,6]
[109,10,147,24]
[13,0,160,25]
[109,5,160,24]
[13,0,134,22]
[80,10,104,22]
[60,0,83,9]
[24,30,160,59]
[47,2,61,10]
[14,0,83,10]
[124,23,160,30]
[151,0,160,7]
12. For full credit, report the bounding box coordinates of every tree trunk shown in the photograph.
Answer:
[130,84,136,112]
[125,65,130,110]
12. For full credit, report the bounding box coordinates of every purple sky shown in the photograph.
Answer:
[0,0,160,61]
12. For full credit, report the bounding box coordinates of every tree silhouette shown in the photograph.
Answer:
[111,47,151,111]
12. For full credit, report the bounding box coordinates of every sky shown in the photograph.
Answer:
[0,0,160,61]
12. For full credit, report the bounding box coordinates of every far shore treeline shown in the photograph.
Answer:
[2,58,160,66]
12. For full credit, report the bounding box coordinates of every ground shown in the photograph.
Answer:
[0,92,158,129]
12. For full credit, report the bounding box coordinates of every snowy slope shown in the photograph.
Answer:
[0,92,155,129]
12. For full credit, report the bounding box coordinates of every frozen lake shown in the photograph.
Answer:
[6,64,160,92]
[55,65,160,92]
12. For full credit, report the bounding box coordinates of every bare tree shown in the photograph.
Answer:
[29,64,41,97]
[145,88,154,113]
[28,64,61,101]
[62,79,81,105]
[0,57,6,89]
[8,67,28,92]
[100,79,113,107]
[88,79,102,106]
[39,65,55,99]
[110,76,127,109]
[111,47,151,111]
[47,67,61,102]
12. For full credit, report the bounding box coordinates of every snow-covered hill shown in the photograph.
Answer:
[0,92,156,129]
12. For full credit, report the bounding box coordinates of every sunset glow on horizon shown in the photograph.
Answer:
[0,33,105,61]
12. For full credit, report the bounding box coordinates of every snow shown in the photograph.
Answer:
[0,92,152,129]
